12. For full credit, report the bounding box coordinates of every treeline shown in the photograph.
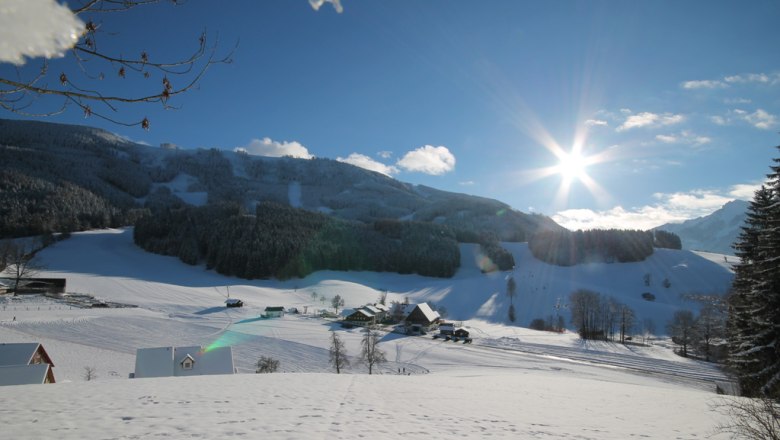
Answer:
[0,170,146,237]
[528,229,681,266]
[569,289,635,342]
[134,203,461,280]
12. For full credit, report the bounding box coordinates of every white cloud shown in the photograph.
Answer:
[619,108,633,115]
[710,115,728,126]
[724,73,773,84]
[553,206,683,231]
[729,183,762,200]
[617,112,684,132]
[337,153,399,176]
[743,109,777,130]
[459,180,475,186]
[377,151,393,159]
[721,108,778,130]
[396,145,456,175]
[655,134,677,144]
[585,119,608,127]
[236,137,313,159]
[309,0,343,13]
[0,0,85,65]
[681,80,727,89]
[552,189,740,231]
[724,97,751,104]
[655,130,711,146]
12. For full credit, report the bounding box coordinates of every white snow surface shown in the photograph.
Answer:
[0,228,736,439]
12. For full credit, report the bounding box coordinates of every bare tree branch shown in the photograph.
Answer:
[1,0,233,129]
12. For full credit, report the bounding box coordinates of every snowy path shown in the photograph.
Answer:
[479,337,729,387]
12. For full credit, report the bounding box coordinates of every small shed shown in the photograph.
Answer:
[265,306,285,318]
[454,328,470,338]
[134,345,234,378]
[225,298,243,308]
[15,278,66,295]
[439,323,455,335]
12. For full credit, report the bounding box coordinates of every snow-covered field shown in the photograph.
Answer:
[0,229,736,439]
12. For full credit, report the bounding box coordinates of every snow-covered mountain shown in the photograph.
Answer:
[655,199,748,255]
[0,118,560,241]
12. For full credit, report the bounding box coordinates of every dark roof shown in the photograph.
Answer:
[265,306,284,312]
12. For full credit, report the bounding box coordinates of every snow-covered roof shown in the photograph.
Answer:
[0,364,52,386]
[225,298,242,305]
[347,309,375,319]
[363,305,381,314]
[134,347,175,378]
[402,303,417,315]
[134,346,235,378]
[373,303,389,312]
[414,303,440,323]
[0,343,46,366]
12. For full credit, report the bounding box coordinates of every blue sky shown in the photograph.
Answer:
[3,0,780,230]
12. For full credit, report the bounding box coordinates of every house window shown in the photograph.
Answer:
[181,357,194,370]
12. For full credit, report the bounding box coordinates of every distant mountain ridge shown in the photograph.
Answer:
[655,199,748,255]
[0,118,561,241]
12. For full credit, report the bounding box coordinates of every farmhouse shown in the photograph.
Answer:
[403,303,441,334]
[133,345,235,378]
[344,303,390,326]
[264,306,285,318]
[0,342,56,385]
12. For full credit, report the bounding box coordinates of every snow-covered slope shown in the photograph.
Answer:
[0,368,729,440]
[656,199,748,255]
[25,228,734,332]
[0,229,738,438]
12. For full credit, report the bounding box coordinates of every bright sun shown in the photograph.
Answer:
[556,150,588,181]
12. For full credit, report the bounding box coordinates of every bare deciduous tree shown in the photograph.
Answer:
[331,294,344,314]
[328,330,349,374]
[256,356,279,373]
[667,310,696,357]
[712,397,780,440]
[83,366,97,381]
[1,0,233,129]
[1,241,44,296]
[360,329,386,375]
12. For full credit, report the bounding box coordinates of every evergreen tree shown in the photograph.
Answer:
[728,148,780,398]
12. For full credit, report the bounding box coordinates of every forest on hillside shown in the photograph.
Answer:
[134,202,463,279]
[528,229,681,266]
